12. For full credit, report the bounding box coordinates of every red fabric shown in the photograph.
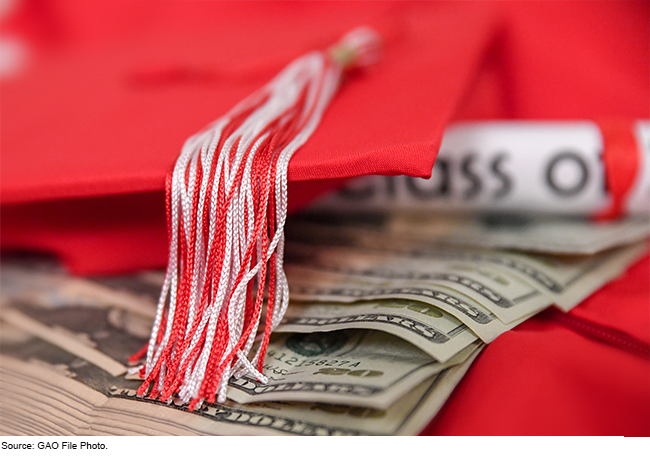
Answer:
[422,256,650,436]
[569,255,650,347]
[1,193,167,274]
[1,1,649,435]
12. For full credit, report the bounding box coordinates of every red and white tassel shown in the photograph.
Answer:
[136,27,382,408]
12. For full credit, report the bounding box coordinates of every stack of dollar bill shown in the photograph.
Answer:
[1,211,648,435]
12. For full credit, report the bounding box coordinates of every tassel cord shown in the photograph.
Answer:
[137,27,382,406]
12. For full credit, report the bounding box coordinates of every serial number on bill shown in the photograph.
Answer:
[266,350,362,368]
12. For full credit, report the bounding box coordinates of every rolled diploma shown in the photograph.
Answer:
[314,121,650,216]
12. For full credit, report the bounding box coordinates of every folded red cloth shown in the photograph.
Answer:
[423,256,650,436]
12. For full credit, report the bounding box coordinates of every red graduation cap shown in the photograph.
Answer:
[1,0,648,434]
[3,0,647,275]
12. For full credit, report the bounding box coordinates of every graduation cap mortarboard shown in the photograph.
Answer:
[2,1,647,275]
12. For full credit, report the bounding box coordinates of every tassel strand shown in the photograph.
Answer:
[136,27,382,407]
